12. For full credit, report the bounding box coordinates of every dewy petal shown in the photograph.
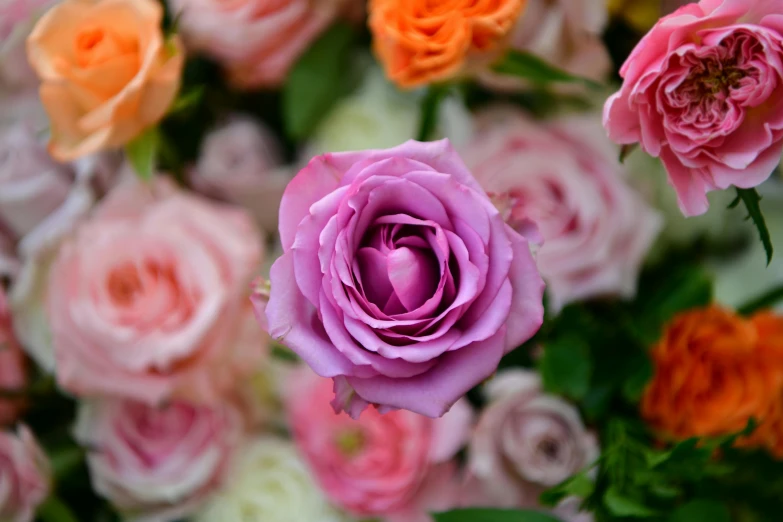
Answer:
[264,253,359,378]
[346,328,508,418]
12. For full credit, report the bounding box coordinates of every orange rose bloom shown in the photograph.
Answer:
[641,306,783,441]
[369,0,526,88]
[27,0,184,161]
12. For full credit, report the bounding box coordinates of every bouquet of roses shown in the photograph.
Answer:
[1,0,783,521]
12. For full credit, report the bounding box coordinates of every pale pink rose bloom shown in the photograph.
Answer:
[463,107,662,312]
[0,0,55,90]
[0,426,50,522]
[480,0,611,91]
[463,369,597,521]
[0,288,26,426]
[167,0,347,88]
[74,398,242,522]
[190,115,293,235]
[287,368,472,522]
[604,0,783,216]
[46,177,263,404]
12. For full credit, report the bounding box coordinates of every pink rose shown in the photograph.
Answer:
[0,0,55,90]
[47,177,263,404]
[603,0,783,216]
[0,426,50,522]
[0,289,26,426]
[256,139,545,418]
[287,368,472,522]
[480,0,611,90]
[464,370,597,520]
[73,398,241,522]
[190,115,293,235]
[167,0,347,88]
[463,107,662,312]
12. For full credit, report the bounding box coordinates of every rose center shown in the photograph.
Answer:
[74,25,138,68]
[683,57,747,101]
[107,264,143,306]
[335,429,366,458]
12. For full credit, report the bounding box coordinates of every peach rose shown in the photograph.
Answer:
[369,0,527,88]
[44,177,263,405]
[26,0,184,161]
[642,306,783,440]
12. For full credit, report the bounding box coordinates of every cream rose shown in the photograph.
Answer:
[193,437,346,522]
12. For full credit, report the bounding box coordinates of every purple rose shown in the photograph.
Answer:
[256,140,545,418]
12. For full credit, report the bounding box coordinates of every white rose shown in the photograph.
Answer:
[308,65,473,155]
[193,437,347,522]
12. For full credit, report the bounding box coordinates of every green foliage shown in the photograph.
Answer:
[539,335,592,400]
[737,282,783,315]
[669,500,731,522]
[729,187,773,265]
[283,23,358,140]
[433,509,564,522]
[125,127,160,181]
[417,84,451,142]
[492,51,603,89]
[37,496,80,522]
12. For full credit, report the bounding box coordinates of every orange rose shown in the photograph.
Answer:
[26,0,184,161]
[641,306,783,441]
[369,0,526,88]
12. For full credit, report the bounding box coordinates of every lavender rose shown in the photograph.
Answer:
[466,370,598,516]
[256,140,545,418]
[604,0,783,216]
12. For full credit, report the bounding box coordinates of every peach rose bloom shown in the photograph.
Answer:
[26,0,184,161]
[642,306,783,441]
[369,0,527,88]
[46,177,263,405]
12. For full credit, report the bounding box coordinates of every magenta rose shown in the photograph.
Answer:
[258,139,545,418]
[463,107,662,312]
[46,177,263,404]
[604,0,783,216]
[287,368,471,522]
[74,398,241,522]
[0,426,50,522]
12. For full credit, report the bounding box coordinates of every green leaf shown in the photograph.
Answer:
[492,50,603,89]
[622,353,653,403]
[619,144,638,164]
[125,127,160,181]
[731,187,773,265]
[433,509,564,522]
[417,84,450,142]
[603,486,658,517]
[669,500,731,522]
[283,23,356,140]
[37,496,80,522]
[539,335,592,400]
[737,283,783,315]
[540,473,595,507]
[167,86,204,117]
